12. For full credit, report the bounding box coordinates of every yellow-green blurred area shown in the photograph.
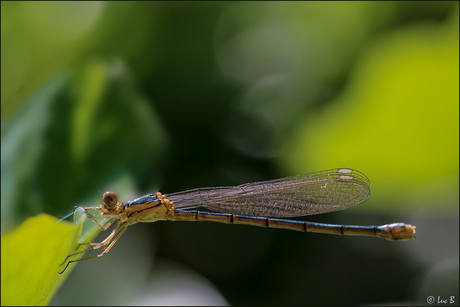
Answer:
[1,2,458,306]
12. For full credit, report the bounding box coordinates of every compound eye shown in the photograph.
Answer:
[102,191,118,208]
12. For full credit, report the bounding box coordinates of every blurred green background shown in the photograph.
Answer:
[1,2,458,306]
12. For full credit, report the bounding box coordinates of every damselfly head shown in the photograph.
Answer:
[102,191,118,208]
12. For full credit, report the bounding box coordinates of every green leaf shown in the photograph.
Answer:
[1,58,167,230]
[1,214,82,306]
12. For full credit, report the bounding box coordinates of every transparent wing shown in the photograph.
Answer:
[166,168,370,218]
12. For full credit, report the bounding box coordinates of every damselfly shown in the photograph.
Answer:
[59,168,416,273]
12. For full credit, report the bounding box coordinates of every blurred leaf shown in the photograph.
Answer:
[282,11,459,212]
[1,214,81,306]
[1,58,167,231]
